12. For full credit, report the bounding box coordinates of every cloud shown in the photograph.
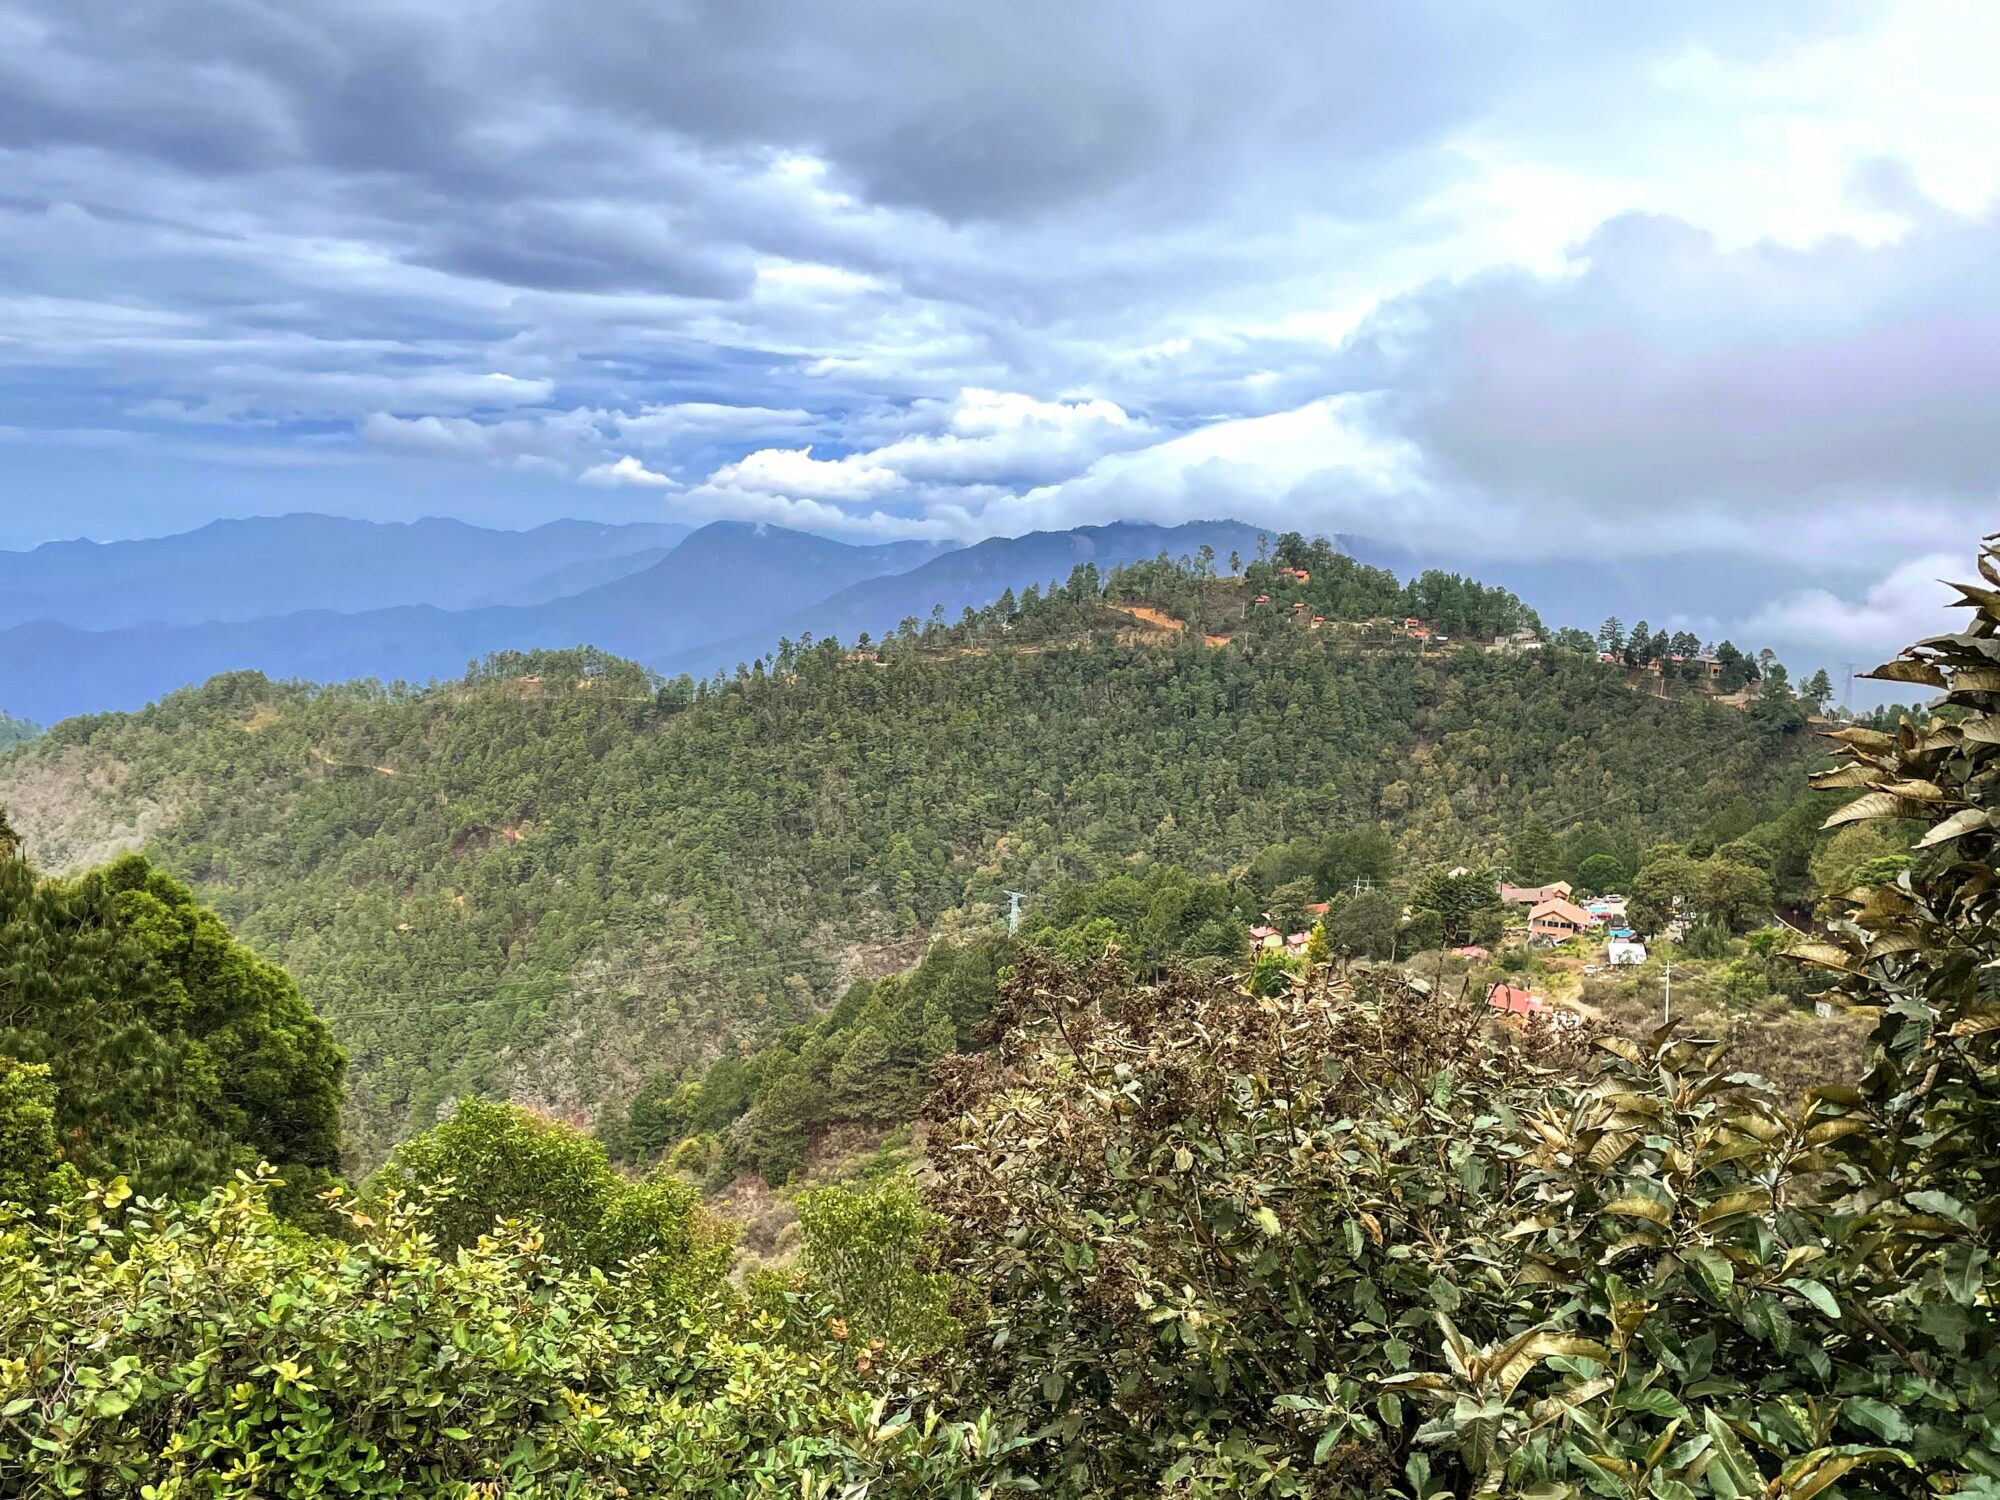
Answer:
[1350,207,2000,519]
[579,454,676,489]
[863,389,1155,486]
[706,445,905,502]
[1735,552,1964,663]
[359,409,597,460]
[1,0,1997,638]
[610,403,820,447]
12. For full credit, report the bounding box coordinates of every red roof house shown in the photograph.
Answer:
[1486,982,1548,1017]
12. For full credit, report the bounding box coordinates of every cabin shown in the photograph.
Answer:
[1284,930,1311,957]
[1310,614,1325,629]
[1403,616,1422,632]
[1500,880,1572,907]
[1529,896,1600,944]
[1452,944,1491,961]
[1248,924,1282,950]
[1254,594,1271,605]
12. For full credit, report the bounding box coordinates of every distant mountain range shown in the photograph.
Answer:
[0,513,1265,722]
[0,513,692,630]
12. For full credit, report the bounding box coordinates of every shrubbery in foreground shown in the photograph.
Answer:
[0,1170,1023,1497]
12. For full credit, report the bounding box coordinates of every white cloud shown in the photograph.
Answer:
[963,395,1424,538]
[580,454,677,488]
[860,388,1155,486]
[706,444,905,501]
[359,409,598,460]
[1734,552,1965,663]
[610,403,819,446]
[170,368,556,423]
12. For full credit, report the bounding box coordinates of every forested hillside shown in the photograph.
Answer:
[2,539,1993,1496]
[0,544,1816,1168]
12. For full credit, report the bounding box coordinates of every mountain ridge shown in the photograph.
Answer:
[0,516,1275,722]
[0,512,693,631]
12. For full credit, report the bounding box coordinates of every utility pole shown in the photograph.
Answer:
[1842,662,1859,716]
[1005,890,1026,935]
[1663,962,1673,1026]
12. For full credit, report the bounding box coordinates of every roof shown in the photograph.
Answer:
[1305,901,1330,916]
[1248,925,1277,940]
[1530,897,1599,928]
[1452,944,1490,959]
[1486,983,1549,1016]
[1501,880,1572,905]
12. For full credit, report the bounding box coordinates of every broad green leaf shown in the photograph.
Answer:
[1838,1397,1911,1444]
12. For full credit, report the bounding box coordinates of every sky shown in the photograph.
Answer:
[3,0,1998,675]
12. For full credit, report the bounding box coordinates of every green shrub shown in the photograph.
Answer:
[370,1097,730,1301]
[796,1178,959,1355]
[927,948,1945,1496]
[0,1170,1023,1496]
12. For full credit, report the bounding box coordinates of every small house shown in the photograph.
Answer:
[1254,594,1271,605]
[1529,896,1600,944]
[1248,924,1282,951]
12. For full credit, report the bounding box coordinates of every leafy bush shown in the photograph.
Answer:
[792,1177,960,1355]
[371,1097,730,1301]
[926,944,1957,1496]
[0,1169,1024,1497]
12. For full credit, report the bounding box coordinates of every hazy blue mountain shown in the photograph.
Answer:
[663,519,1270,675]
[0,522,951,722]
[463,546,678,607]
[0,513,690,630]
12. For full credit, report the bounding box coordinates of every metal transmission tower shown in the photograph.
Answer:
[1005,890,1027,935]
